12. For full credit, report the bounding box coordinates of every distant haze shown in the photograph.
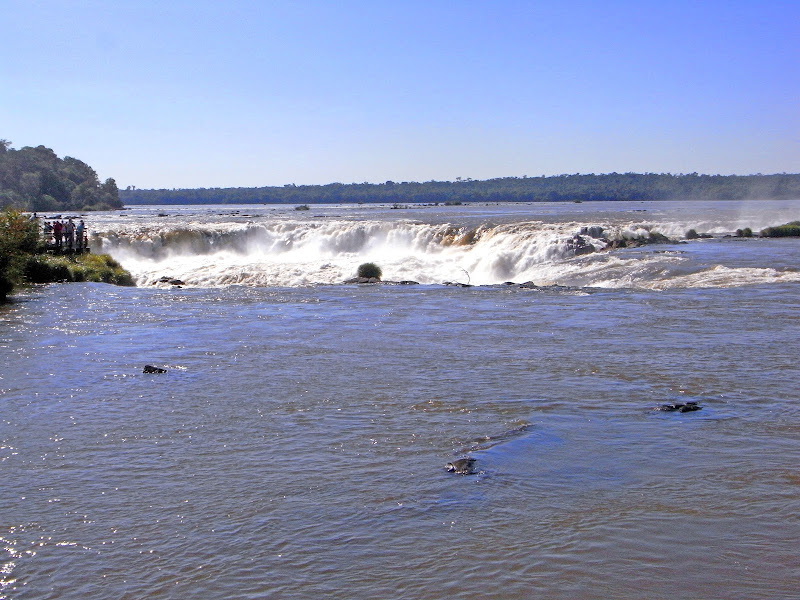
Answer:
[3,1,798,189]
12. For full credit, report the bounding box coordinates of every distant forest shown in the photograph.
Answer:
[120,173,800,206]
[0,140,123,212]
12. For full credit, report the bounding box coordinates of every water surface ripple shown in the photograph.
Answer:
[2,202,800,599]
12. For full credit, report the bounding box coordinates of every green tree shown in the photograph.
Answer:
[100,177,119,206]
[0,209,41,299]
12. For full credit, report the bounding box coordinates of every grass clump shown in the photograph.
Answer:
[22,253,135,288]
[759,221,800,237]
[75,253,136,285]
[357,262,382,280]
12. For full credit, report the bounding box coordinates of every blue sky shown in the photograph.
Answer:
[3,0,798,189]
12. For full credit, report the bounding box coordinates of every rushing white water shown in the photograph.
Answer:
[85,200,800,289]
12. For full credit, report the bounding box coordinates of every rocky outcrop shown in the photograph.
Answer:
[143,365,167,374]
[568,234,597,256]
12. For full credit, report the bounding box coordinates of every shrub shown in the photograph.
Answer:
[760,221,800,237]
[74,253,135,285]
[0,209,42,299]
[357,262,382,280]
[736,227,753,237]
[23,256,73,283]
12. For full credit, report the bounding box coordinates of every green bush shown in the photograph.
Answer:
[357,262,382,280]
[23,256,72,283]
[736,227,753,237]
[72,253,135,285]
[0,209,41,300]
[760,221,800,237]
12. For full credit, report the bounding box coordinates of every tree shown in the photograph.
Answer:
[0,209,41,299]
[100,177,119,203]
[0,143,122,210]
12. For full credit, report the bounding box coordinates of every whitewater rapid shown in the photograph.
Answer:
[84,201,800,289]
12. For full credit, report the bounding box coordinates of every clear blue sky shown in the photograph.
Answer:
[3,0,798,189]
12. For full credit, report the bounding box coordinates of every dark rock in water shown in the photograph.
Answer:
[143,365,167,374]
[442,281,473,288]
[343,278,420,285]
[657,401,701,413]
[446,457,477,475]
[568,234,596,256]
[157,276,185,285]
[580,225,605,238]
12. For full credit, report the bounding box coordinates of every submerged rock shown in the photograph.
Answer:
[656,401,702,413]
[143,365,167,374]
[343,277,419,285]
[446,457,477,475]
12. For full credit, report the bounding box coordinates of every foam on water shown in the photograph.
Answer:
[83,201,800,289]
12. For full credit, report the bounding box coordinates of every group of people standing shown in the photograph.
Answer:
[41,217,88,252]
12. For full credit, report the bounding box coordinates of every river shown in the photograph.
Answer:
[2,200,799,599]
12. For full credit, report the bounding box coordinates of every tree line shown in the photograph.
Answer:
[0,140,123,212]
[119,172,800,206]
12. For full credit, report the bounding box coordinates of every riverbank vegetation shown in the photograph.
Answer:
[760,221,800,237]
[120,172,800,206]
[0,139,123,211]
[0,209,133,301]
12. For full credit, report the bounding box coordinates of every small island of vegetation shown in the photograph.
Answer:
[760,221,800,237]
